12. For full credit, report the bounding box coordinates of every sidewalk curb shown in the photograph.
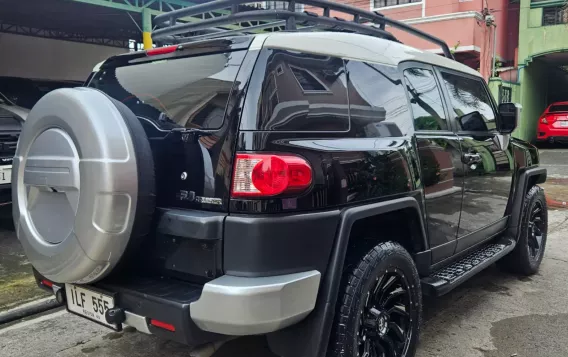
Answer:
[546,196,568,209]
[0,297,62,325]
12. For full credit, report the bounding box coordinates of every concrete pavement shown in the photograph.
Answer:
[1,208,567,357]
[0,226,49,311]
[538,147,568,178]
[537,147,568,207]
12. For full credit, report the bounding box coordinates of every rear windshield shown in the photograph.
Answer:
[550,105,568,113]
[88,50,246,130]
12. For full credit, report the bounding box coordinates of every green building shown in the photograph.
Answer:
[490,0,568,142]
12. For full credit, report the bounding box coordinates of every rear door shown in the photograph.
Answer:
[437,69,514,252]
[87,42,253,212]
[400,63,463,263]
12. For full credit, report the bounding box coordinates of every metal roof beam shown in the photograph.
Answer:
[67,0,230,18]
[0,21,130,48]
[67,0,143,13]
[67,0,249,34]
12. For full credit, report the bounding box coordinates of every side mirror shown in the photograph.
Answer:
[458,111,488,131]
[497,103,520,134]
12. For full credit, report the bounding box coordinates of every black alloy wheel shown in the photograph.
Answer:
[359,269,413,357]
[527,201,545,259]
[330,242,421,357]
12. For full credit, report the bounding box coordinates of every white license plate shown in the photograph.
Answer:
[0,165,11,184]
[560,121,568,127]
[65,284,118,330]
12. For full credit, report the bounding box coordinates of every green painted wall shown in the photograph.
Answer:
[489,79,521,103]
[518,61,549,141]
[518,1,568,65]
[508,0,568,141]
[488,79,524,138]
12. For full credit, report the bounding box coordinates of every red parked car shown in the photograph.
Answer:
[537,101,568,143]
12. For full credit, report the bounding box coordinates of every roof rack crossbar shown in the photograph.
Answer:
[153,0,453,59]
[178,20,287,42]
[153,10,398,42]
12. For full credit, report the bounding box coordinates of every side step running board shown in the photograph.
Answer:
[421,238,516,297]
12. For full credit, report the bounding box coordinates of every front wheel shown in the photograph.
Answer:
[498,185,548,275]
[330,242,422,357]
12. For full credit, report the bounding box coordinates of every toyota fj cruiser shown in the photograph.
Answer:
[15,1,547,356]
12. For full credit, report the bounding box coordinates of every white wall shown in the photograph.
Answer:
[0,33,126,81]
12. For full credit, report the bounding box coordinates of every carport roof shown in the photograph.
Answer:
[0,0,213,48]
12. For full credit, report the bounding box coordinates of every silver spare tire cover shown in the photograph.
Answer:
[13,87,154,284]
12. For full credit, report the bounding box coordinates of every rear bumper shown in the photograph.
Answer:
[191,270,321,335]
[537,136,568,143]
[537,126,568,141]
[36,269,320,345]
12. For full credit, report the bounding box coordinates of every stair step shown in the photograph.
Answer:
[421,238,516,297]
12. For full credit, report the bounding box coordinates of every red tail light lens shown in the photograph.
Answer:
[232,154,312,197]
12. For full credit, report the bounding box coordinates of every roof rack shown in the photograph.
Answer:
[152,0,454,59]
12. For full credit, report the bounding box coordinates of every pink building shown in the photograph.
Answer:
[307,0,519,81]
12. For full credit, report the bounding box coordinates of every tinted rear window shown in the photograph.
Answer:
[88,51,246,130]
[550,105,568,113]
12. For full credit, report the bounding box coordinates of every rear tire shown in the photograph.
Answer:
[330,242,422,357]
[498,185,547,275]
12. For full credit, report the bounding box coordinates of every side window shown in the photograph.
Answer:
[441,72,497,131]
[254,49,349,131]
[346,60,412,137]
[403,68,448,131]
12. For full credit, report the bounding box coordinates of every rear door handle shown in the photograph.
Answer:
[462,153,482,164]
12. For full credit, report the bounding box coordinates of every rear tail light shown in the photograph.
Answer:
[232,153,312,198]
[541,117,548,124]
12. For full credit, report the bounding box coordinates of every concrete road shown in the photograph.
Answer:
[0,225,49,310]
[539,146,568,177]
[2,208,567,357]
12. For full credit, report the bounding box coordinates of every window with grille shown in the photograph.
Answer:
[373,0,421,9]
[542,6,568,26]
[499,86,512,104]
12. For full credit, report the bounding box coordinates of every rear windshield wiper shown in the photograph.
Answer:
[171,127,214,142]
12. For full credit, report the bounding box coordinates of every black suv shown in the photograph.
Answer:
[16,1,547,357]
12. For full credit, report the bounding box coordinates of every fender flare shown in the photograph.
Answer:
[267,196,427,357]
[506,166,547,241]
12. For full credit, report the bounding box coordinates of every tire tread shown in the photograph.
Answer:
[331,241,422,357]
[498,185,547,275]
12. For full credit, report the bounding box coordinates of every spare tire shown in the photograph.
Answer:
[13,87,155,284]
